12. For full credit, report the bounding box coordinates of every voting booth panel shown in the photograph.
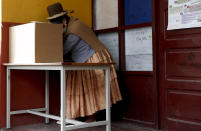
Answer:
[9,22,63,64]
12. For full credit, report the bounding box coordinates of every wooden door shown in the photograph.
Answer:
[155,0,201,130]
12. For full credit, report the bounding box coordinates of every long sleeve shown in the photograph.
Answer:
[63,34,81,55]
[63,34,95,62]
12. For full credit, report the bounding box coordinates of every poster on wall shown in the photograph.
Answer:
[167,0,201,30]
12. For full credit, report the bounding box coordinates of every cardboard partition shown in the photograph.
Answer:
[9,22,63,63]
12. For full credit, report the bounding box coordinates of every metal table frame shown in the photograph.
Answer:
[4,63,111,131]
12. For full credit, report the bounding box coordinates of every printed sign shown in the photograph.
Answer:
[168,0,201,30]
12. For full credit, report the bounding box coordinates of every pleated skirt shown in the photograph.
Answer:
[65,49,122,118]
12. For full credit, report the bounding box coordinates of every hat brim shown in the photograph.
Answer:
[47,11,67,20]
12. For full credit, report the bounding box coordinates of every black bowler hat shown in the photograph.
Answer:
[47,2,67,20]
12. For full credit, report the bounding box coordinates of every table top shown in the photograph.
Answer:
[3,62,115,66]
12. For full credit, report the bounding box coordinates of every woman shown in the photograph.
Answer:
[47,2,122,120]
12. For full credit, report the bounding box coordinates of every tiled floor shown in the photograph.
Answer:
[2,121,153,131]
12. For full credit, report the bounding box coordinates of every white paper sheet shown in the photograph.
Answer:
[125,27,153,71]
[168,0,201,30]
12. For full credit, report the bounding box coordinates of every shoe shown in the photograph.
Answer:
[84,115,96,122]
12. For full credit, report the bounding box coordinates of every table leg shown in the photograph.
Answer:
[60,68,66,131]
[45,70,49,124]
[106,67,111,131]
[6,68,11,128]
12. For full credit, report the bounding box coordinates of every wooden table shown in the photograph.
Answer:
[4,62,112,131]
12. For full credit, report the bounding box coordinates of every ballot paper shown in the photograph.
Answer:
[167,0,201,30]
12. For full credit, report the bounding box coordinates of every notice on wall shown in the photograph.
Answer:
[167,0,201,30]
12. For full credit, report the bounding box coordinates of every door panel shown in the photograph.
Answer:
[166,48,201,79]
[156,0,201,130]
[167,90,201,121]
[121,72,156,128]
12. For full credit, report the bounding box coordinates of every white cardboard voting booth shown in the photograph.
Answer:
[9,22,63,63]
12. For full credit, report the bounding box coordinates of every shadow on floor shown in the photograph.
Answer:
[2,121,153,131]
